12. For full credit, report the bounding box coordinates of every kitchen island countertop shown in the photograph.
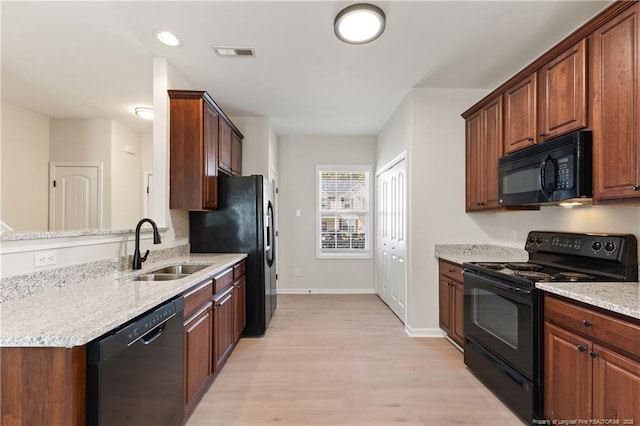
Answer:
[536,281,640,320]
[0,253,247,347]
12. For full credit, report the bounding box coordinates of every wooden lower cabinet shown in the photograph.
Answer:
[184,304,213,414]
[438,260,464,348]
[182,259,247,419]
[212,286,235,373]
[544,322,592,420]
[544,294,640,422]
[0,346,86,426]
[233,275,247,341]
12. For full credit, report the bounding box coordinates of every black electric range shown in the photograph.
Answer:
[462,231,638,423]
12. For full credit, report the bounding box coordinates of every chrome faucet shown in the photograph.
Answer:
[132,218,162,270]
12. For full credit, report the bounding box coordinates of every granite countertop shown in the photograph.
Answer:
[434,244,528,265]
[536,281,640,320]
[0,253,246,347]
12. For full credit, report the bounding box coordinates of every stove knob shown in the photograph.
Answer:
[604,242,615,252]
[528,236,536,244]
[592,241,602,251]
[536,237,543,245]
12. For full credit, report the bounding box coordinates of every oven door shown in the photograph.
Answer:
[463,270,534,379]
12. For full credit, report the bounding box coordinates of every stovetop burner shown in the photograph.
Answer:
[505,262,543,271]
[515,271,553,280]
[551,271,596,282]
[474,262,505,270]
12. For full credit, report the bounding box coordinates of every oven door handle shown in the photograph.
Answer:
[488,279,531,296]
[465,270,532,298]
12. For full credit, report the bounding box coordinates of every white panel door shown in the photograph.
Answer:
[50,163,101,231]
[376,158,407,322]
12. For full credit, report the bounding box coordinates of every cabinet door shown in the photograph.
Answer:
[438,276,452,334]
[218,120,233,175]
[233,276,246,341]
[184,306,212,410]
[544,322,592,421]
[465,110,484,211]
[452,280,464,347]
[592,344,640,420]
[482,97,503,208]
[504,74,537,154]
[212,287,235,373]
[231,133,242,176]
[591,3,640,202]
[538,39,587,140]
[203,103,219,209]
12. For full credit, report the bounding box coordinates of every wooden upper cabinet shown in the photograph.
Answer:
[465,96,503,211]
[482,97,503,208]
[465,110,484,211]
[169,90,219,210]
[538,39,587,140]
[591,2,640,203]
[219,121,243,176]
[218,119,233,175]
[231,133,243,176]
[504,73,537,154]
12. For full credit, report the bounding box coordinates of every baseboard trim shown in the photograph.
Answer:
[404,326,447,338]
[277,288,376,295]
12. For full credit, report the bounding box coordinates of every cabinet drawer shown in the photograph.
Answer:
[545,295,640,357]
[183,280,213,319]
[213,268,234,294]
[439,259,463,282]
[233,260,247,280]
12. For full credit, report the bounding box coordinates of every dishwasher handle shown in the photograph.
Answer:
[87,296,184,364]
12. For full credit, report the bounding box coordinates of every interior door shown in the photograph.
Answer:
[49,162,102,231]
[376,158,407,322]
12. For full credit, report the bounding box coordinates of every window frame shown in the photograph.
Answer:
[316,165,372,259]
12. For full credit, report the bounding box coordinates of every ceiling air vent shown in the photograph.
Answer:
[212,46,256,57]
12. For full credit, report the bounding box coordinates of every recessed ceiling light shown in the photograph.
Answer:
[155,30,181,47]
[334,3,386,45]
[134,107,154,120]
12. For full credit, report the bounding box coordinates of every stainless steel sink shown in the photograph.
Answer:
[149,264,209,275]
[127,273,189,281]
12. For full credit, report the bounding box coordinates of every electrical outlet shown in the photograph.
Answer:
[34,251,57,267]
[294,268,301,276]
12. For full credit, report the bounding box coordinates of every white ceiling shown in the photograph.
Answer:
[1,1,612,136]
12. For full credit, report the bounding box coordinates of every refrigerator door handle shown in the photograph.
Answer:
[266,201,275,267]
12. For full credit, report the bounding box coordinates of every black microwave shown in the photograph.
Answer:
[498,130,592,206]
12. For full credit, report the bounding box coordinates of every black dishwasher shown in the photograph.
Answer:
[87,296,184,426]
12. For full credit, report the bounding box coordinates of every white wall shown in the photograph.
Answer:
[378,87,640,335]
[110,120,144,228]
[1,101,50,232]
[231,116,270,177]
[278,135,376,293]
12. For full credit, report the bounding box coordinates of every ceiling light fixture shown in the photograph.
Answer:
[134,107,154,120]
[334,3,386,45]
[155,30,181,47]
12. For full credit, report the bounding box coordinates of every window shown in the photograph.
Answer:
[317,165,371,258]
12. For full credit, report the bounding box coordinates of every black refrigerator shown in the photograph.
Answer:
[189,175,276,336]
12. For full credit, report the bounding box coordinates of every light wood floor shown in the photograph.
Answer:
[186,294,523,426]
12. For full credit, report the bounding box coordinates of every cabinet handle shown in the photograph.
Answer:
[589,351,599,359]
[582,319,592,327]
[449,269,455,273]
[527,137,534,142]
[577,345,587,352]
[539,132,547,138]
[633,185,640,191]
